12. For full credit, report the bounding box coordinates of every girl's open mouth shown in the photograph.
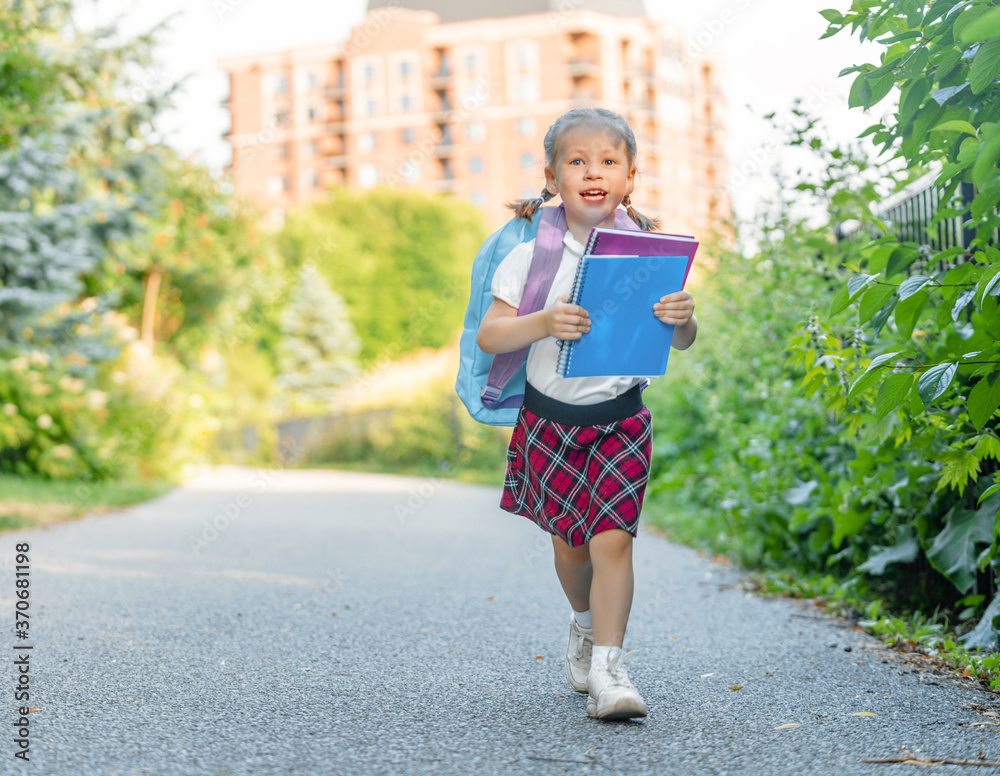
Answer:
[580,189,607,202]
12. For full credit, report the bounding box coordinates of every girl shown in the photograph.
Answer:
[477,108,697,720]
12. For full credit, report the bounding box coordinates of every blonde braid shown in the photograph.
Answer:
[622,194,661,231]
[506,186,556,223]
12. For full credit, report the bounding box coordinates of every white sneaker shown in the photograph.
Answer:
[586,648,648,719]
[565,619,593,693]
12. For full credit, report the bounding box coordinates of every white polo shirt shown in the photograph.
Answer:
[490,229,644,406]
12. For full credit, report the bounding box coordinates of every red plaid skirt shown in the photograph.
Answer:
[500,403,653,548]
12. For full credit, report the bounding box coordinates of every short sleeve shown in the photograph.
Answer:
[489,239,535,309]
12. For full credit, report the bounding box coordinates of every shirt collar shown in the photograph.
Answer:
[563,229,585,255]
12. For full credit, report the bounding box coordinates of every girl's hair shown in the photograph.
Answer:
[506,107,661,231]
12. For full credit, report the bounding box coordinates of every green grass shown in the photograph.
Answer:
[744,568,1000,692]
[0,474,176,533]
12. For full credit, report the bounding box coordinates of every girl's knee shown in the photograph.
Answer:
[588,528,633,559]
[552,534,591,567]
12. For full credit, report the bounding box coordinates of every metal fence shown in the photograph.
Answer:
[836,172,978,252]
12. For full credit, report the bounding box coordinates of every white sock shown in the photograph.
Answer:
[592,645,621,667]
[572,608,592,629]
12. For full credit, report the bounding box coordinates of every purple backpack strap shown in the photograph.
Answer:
[481,205,640,409]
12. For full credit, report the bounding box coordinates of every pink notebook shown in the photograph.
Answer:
[584,227,699,286]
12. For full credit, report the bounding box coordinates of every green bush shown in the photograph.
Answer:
[305,376,510,481]
[642,111,975,614]
[0,317,228,482]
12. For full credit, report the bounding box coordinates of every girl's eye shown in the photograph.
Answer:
[570,159,583,165]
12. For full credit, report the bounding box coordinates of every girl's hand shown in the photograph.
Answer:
[654,291,695,326]
[546,295,590,340]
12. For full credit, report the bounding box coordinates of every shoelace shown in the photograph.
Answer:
[604,649,639,688]
[571,624,593,661]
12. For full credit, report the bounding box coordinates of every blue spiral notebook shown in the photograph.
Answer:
[556,254,690,378]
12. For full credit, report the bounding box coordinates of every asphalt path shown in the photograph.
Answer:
[1,465,999,775]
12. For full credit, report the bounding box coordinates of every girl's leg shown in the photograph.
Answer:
[551,534,592,613]
[587,528,634,647]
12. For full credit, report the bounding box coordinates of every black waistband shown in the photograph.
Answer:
[523,382,644,426]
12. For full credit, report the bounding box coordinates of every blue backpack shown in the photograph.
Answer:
[455,204,640,426]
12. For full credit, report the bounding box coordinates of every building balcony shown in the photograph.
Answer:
[624,67,655,82]
[431,106,454,122]
[326,83,346,99]
[427,69,452,89]
[325,120,347,133]
[432,140,456,157]
[567,59,601,78]
[325,156,348,169]
[625,101,656,121]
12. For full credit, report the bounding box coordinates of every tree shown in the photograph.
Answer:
[275,262,361,413]
[0,1,286,478]
[276,187,487,365]
[0,0,63,148]
[0,0,184,367]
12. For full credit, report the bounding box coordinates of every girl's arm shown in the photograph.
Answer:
[654,291,697,351]
[477,296,590,355]
[671,315,698,350]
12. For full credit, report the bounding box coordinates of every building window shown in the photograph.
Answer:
[401,94,412,112]
[299,69,319,91]
[354,56,384,117]
[402,128,415,144]
[515,46,531,71]
[359,164,379,189]
[516,116,535,137]
[470,190,486,209]
[514,77,537,103]
[466,121,485,142]
[307,104,320,122]
[458,81,489,110]
[520,152,535,171]
[270,73,288,94]
[508,40,539,74]
[506,40,539,103]
[400,60,411,80]
[303,169,319,189]
[273,108,290,127]
[267,175,286,198]
[400,161,420,184]
[469,156,484,174]
[308,140,318,158]
[521,185,536,199]
[276,143,289,159]
[359,132,377,154]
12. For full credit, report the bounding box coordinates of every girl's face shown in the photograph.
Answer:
[545,125,636,236]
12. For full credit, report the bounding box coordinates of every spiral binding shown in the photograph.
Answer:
[583,229,601,255]
[556,256,591,377]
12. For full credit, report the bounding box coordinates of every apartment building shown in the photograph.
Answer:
[218,0,729,234]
